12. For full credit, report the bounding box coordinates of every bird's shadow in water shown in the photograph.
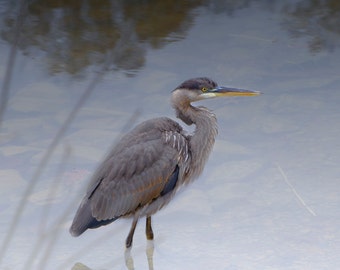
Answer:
[71,240,155,270]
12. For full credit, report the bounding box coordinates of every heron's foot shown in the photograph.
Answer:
[146,216,154,240]
[125,235,133,249]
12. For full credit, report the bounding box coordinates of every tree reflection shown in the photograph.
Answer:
[282,0,340,53]
[1,0,203,76]
[1,0,340,74]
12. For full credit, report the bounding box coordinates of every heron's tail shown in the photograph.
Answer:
[69,198,118,237]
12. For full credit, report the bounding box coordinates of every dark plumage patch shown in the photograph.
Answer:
[69,197,118,236]
[175,77,217,91]
[161,165,179,196]
[87,216,118,229]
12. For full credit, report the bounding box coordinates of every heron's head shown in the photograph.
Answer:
[172,77,260,103]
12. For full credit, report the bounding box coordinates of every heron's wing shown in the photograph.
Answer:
[87,118,188,221]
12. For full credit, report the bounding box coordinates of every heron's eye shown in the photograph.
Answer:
[201,87,208,92]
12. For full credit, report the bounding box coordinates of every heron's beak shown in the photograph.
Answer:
[214,86,260,97]
[200,86,261,99]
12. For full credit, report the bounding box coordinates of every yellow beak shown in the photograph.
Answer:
[200,86,261,99]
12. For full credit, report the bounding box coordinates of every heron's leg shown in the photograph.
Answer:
[145,216,154,240]
[126,216,139,248]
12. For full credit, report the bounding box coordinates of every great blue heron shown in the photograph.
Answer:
[70,77,259,248]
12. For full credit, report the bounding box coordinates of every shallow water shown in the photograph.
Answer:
[1,1,340,269]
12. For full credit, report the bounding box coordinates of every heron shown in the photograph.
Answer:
[70,77,259,248]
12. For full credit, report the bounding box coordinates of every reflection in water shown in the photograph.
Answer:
[146,240,155,270]
[70,241,155,270]
[124,248,134,270]
[1,0,340,77]
[0,0,202,76]
[71,262,92,270]
[282,0,340,53]
[125,241,154,270]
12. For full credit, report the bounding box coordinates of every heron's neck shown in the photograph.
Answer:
[173,101,218,178]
